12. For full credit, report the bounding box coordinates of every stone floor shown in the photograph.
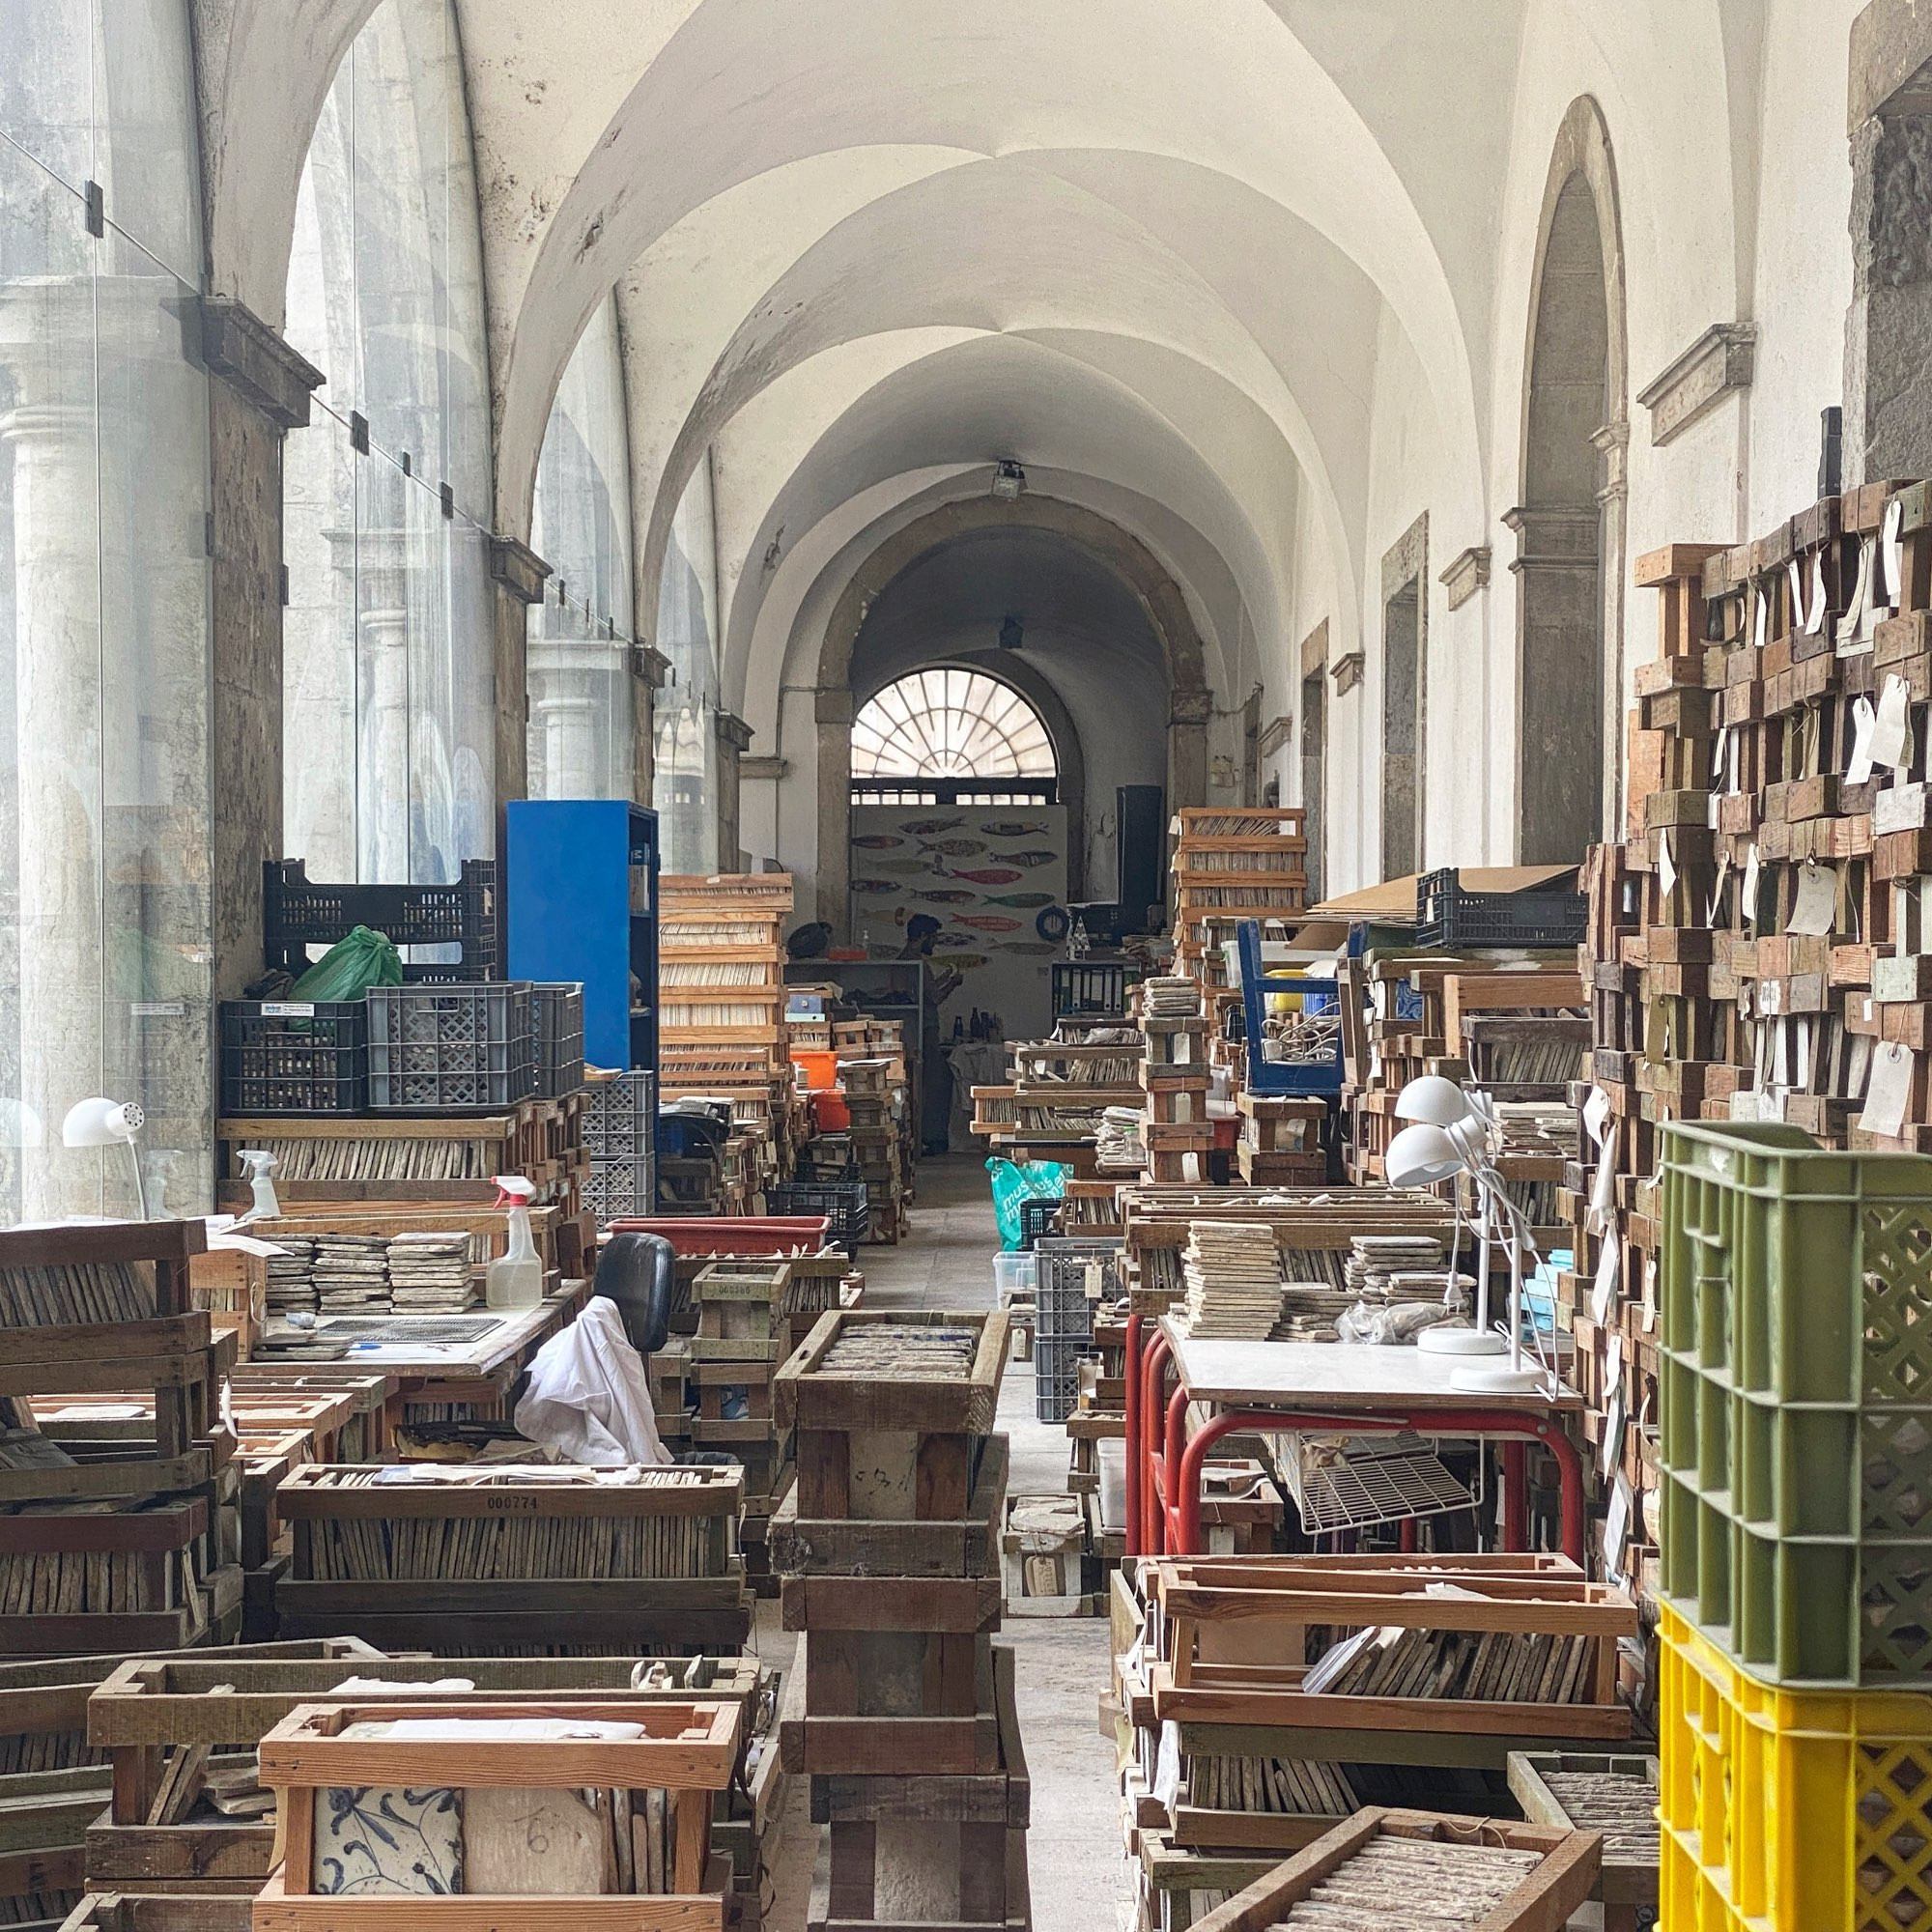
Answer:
[762,1154,1134,1932]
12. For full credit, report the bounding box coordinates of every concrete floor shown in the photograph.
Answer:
[762,1154,1134,1932]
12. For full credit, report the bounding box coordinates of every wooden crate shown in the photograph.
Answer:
[768,1435,1007,1580]
[777,1312,1008,1528]
[779,1633,999,1776]
[1505,1749,1659,1932]
[782,1576,1001,1726]
[1183,1808,1600,1932]
[809,1821,1028,1932]
[85,1655,759,1896]
[272,1463,750,1651]
[251,1696,741,1929]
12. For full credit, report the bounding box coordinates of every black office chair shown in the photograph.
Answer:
[591,1231,674,1356]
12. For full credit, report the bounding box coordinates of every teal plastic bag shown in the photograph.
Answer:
[986,1156,1068,1252]
[290,925,403,1002]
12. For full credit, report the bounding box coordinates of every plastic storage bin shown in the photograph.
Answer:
[366,983,534,1112]
[1033,1335,1093,1425]
[529,982,585,1098]
[1036,1237,1118,1347]
[583,1071,655,1155]
[765,1179,869,1257]
[582,1155,655,1223]
[992,1252,1037,1303]
[1019,1196,1064,1249]
[218,999,367,1115]
[1659,1599,1932,1932]
[263,858,497,981]
[1412,866,1587,950]
[1659,1120,1932,1686]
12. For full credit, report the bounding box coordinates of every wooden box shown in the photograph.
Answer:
[273,1463,749,1651]
[1184,1809,1600,1932]
[779,1636,1003,1776]
[85,1655,759,1896]
[251,1697,741,1929]
[1505,1749,1659,1932]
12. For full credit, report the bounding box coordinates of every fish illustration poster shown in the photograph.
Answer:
[849,802,1067,1037]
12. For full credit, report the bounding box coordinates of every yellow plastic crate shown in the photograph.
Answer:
[1661,1601,1932,1930]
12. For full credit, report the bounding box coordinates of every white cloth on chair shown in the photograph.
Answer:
[513,1297,669,1465]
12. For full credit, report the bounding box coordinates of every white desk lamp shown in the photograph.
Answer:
[1391,1080,1507,1360]
[62,1096,147,1219]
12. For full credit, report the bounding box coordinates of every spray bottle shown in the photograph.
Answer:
[234,1151,281,1226]
[486,1175,542,1309]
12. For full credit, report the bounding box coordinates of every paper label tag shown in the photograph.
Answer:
[260,1002,316,1018]
[1861,1039,1915,1138]
[1788,861,1837,937]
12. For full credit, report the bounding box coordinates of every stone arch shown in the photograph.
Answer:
[812,494,1205,934]
[1507,94,1628,866]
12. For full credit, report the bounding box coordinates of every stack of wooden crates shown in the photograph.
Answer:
[659,873,796,1195]
[772,1309,1030,1932]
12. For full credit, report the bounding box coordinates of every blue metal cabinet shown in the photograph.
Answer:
[503,800,659,1077]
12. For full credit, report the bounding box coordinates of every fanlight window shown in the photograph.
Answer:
[851,669,1056,780]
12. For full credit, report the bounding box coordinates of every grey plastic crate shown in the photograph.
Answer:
[1036,1237,1120,1346]
[366,983,534,1112]
[1034,1336,1094,1424]
[583,1071,655,1155]
[530,982,585,1098]
[583,1155,655,1223]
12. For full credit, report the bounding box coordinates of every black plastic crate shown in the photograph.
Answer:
[765,1179,870,1258]
[263,858,498,981]
[219,999,368,1115]
[366,983,533,1112]
[530,982,585,1098]
[1413,867,1587,951]
[1019,1197,1065,1249]
[1052,961,1126,1018]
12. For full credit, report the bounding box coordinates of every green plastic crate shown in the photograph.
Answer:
[1659,1120,1932,1688]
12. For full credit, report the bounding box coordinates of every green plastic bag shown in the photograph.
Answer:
[290,925,403,1002]
[986,1155,1068,1252]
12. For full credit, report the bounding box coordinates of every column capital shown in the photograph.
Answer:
[489,534,552,606]
[715,710,753,753]
[1503,503,1602,569]
[200,298,325,430]
[630,642,671,687]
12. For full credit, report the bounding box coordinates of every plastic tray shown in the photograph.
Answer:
[366,983,534,1113]
[1659,1120,1932,1686]
[1413,866,1586,950]
[1659,1599,1932,1931]
[218,999,367,1115]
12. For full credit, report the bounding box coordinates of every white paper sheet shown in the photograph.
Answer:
[1591,1229,1620,1326]
[1848,696,1879,786]
[1658,831,1677,900]
[1743,845,1761,931]
[1874,674,1912,770]
[1787,862,1837,936]
[1861,1039,1915,1138]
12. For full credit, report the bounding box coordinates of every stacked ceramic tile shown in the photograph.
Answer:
[1177,1221,1284,1339]
[384,1232,479,1312]
[311,1234,390,1314]
[264,1236,318,1316]
[1345,1235,1449,1300]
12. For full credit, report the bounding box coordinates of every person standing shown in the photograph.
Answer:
[900,915,962,1153]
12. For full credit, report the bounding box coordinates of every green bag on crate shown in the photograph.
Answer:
[986,1155,1068,1252]
[290,924,403,1002]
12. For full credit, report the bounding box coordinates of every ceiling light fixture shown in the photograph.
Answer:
[990,459,1026,501]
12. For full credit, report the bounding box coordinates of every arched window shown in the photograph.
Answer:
[282,0,497,886]
[853,668,1057,783]
[0,3,215,1221]
[527,295,637,803]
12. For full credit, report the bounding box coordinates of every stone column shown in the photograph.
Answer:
[352,531,412,885]
[202,298,325,999]
[1167,689,1211,815]
[1846,20,1932,484]
[632,643,668,809]
[489,535,551,820]
[716,710,753,872]
[813,686,855,936]
[1592,418,1631,844]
